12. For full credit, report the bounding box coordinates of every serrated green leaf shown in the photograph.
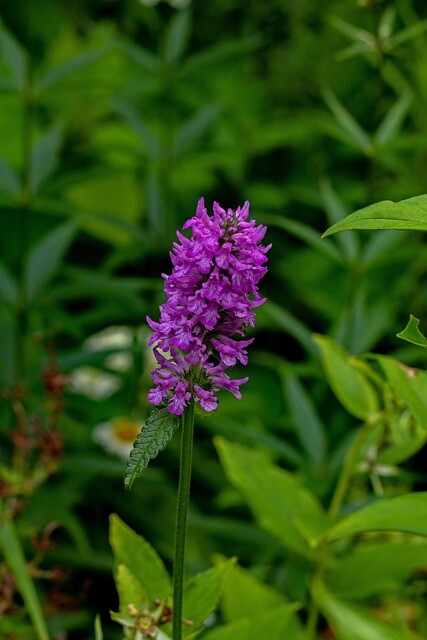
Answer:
[124,405,181,489]
[182,559,235,635]
[215,438,327,557]
[327,493,427,541]
[397,314,427,347]
[110,514,170,602]
[328,540,427,599]
[0,20,27,89]
[322,194,427,237]
[377,356,427,428]
[29,125,62,193]
[314,335,379,420]
[115,564,146,613]
[203,604,299,640]
[25,222,77,302]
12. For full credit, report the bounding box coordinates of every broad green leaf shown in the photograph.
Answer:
[323,89,371,153]
[322,194,427,237]
[259,212,342,263]
[0,261,18,304]
[285,375,326,463]
[124,405,181,489]
[183,559,235,635]
[202,604,299,640]
[110,514,170,602]
[0,157,21,195]
[0,20,27,89]
[0,518,49,640]
[36,47,109,92]
[319,179,360,260]
[378,356,427,428]
[173,104,221,156]
[397,314,427,348]
[374,91,412,146]
[328,540,427,599]
[29,125,62,193]
[25,222,77,302]
[316,584,414,640]
[115,564,145,612]
[327,493,427,541]
[215,438,328,557]
[314,335,379,420]
[163,10,191,63]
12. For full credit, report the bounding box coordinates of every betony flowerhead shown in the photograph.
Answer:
[147,198,270,415]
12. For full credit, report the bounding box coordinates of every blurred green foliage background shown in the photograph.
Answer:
[1,0,427,638]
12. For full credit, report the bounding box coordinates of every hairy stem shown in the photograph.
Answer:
[172,401,195,640]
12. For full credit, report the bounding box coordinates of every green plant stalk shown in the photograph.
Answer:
[172,400,195,640]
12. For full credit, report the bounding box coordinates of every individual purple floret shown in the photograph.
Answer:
[147,198,270,415]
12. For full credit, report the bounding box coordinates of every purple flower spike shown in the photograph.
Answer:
[147,198,270,415]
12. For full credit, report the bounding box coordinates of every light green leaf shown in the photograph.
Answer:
[322,194,427,237]
[0,518,49,640]
[163,10,191,63]
[314,335,379,420]
[316,584,414,640]
[36,47,109,92]
[110,514,170,602]
[285,375,326,463]
[374,91,412,146]
[94,615,104,640]
[202,604,300,640]
[115,564,146,613]
[0,262,18,304]
[0,157,21,195]
[124,405,181,489]
[0,20,27,89]
[327,493,427,541]
[328,540,427,599]
[260,212,342,263]
[215,438,328,557]
[378,356,427,428]
[397,314,427,348]
[183,559,235,635]
[29,125,62,193]
[25,221,77,302]
[323,89,371,153]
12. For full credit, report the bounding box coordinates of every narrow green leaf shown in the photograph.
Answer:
[330,16,375,47]
[322,194,427,237]
[25,221,77,302]
[260,213,342,263]
[397,314,427,348]
[172,104,220,156]
[327,493,427,541]
[215,438,328,557]
[163,10,190,63]
[319,179,360,260]
[285,375,326,463]
[0,518,49,640]
[183,35,261,73]
[262,301,316,357]
[202,604,300,640]
[94,615,104,640]
[0,19,27,89]
[0,261,18,304]
[124,404,181,489]
[183,559,235,635]
[328,540,427,599]
[391,19,427,46]
[378,356,427,428]
[119,40,160,71]
[115,563,146,612]
[314,335,379,420]
[36,47,109,92]
[374,91,412,146]
[323,89,371,153]
[316,583,413,640]
[110,514,170,602]
[113,100,161,158]
[0,157,21,195]
[29,125,62,193]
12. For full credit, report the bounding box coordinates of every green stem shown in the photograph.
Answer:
[172,401,195,640]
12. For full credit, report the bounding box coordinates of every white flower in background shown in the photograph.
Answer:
[69,366,121,400]
[93,417,141,459]
[85,325,133,373]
